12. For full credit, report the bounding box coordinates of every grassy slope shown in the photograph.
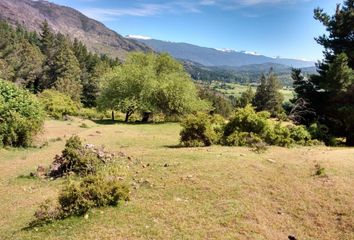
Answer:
[0,118,353,240]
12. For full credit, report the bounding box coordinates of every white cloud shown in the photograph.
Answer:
[80,0,313,20]
[126,35,152,40]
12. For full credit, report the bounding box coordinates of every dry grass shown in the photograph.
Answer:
[0,118,353,240]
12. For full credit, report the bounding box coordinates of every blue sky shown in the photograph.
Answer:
[50,0,341,61]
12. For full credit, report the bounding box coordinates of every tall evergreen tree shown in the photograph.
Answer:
[52,35,82,101]
[253,72,284,116]
[238,85,255,108]
[293,1,354,145]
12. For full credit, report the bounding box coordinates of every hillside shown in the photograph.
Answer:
[1,118,353,239]
[0,0,151,59]
[183,60,317,85]
[128,37,315,68]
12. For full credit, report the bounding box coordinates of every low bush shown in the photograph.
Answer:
[223,105,313,147]
[308,123,338,146]
[38,90,80,119]
[59,175,129,216]
[30,175,129,226]
[0,79,45,147]
[180,113,224,147]
[78,108,109,120]
[48,136,114,178]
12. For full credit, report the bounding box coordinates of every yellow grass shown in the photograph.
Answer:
[0,118,353,239]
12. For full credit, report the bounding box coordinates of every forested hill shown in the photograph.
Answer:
[0,0,151,59]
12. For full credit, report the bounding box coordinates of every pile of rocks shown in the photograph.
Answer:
[37,144,116,179]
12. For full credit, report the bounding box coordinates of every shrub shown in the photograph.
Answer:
[48,136,114,178]
[30,175,129,226]
[308,123,338,146]
[0,79,45,147]
[59,175,129,216]
[38,90,80,119]
[289,125,312,144]
[223,105,313,147]
[78,108,108,120]
[223,106,271,138]
[180,112,223,147]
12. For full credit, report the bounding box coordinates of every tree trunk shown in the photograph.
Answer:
[346,131,354,146]
[111,111,115,121]
[141,112,151,123]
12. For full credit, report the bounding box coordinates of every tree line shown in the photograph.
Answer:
[0,20,119,107]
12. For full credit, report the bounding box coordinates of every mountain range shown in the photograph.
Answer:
[126,37,315,68]
[0,0,150,59]
[0,0,316,84]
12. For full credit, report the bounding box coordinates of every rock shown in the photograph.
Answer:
[240,154,246,157]
[164,163,169,167]
[84,214,89,220]
[36,165,46,178]
[288,235,297,240]
[267,159,276,163]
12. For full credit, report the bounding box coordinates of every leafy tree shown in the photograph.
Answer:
[253,72,284,116]
[0,79,45,147]
[98,53,209,122]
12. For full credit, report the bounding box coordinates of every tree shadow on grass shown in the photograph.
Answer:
[93,119,176,126]
[164,144,188,149]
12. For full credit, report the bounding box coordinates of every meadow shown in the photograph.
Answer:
[211,82,294,103]
[0,118,353,240]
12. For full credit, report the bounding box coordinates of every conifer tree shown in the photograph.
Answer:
[238,85,255,108]
[292,1,354,145]
[253,72,284,116]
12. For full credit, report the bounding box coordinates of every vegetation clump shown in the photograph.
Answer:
[0,79,44,147]
[38,90,80,119]
[30,174,129,227]
[180,105,316,148]
[223,105,313,147]
[48,136,114,178]
[180,112,224,147]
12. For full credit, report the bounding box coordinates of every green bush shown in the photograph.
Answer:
[48,136,106,178]
[180,112,223,147]
[38,90,80,119]
[31,175,129,226]
[59,175,129,216]
[0,79,45,147]
[78,108,109,120]
[223,105,313,147]
[308,123,338,146]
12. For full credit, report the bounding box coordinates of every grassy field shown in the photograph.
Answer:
[211,82,294,102]
[0,118,353,240]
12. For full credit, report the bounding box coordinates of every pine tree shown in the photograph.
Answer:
[295,1,354,145]
[51,35,82,101]
[253,72,284,116]
[238,85,255,108]
[39,20,54,55]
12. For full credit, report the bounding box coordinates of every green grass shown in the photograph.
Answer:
[0,118,353,239]
[211,82,294,102]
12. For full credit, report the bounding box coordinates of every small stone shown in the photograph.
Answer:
[240,154,246,157]
[288,235,297,240]
[164,163,169,167]
[84,214,89,220]
[267,159,276,163]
